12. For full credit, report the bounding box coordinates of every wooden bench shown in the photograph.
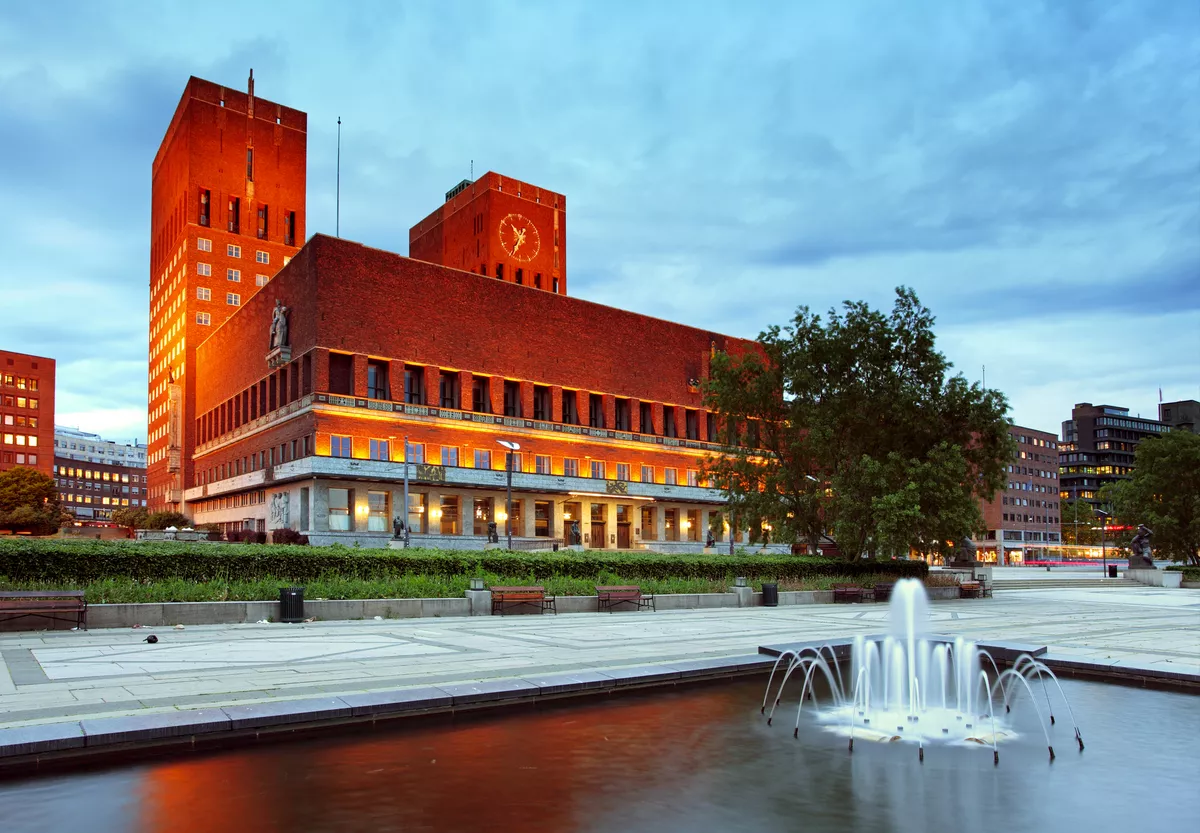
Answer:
[975,576,993,598]
[959,581,982,599]
[595,585,655,613]
[0,590,87,630]
[832,583,863,603]
[490,586,556,616]
[873,582,895,603]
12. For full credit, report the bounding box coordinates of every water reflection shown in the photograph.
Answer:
[1,678,1196,833]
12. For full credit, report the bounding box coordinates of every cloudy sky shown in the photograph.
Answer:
[1,0,1197,443]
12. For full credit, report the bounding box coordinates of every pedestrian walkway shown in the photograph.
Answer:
[1,586,1197,733]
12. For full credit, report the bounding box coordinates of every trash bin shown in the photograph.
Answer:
[279,586,305,623]
[761,582,779,607]
[1107,565,1118,578]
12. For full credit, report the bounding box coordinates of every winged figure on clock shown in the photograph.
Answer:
[499,213,541,263]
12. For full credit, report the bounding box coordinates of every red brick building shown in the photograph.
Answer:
[147,72,307,512]
[0,350,54,478]
[410,173,566,295]
[185,234,761,549]
[972,423,1061,564]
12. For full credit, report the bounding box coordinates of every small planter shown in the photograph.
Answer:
[1162,571,1183,589]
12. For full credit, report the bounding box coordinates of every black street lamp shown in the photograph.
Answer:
[1096,509,1110,577]
[497,440,520,550]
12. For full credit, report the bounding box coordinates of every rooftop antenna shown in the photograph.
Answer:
[336,116,342,238]
[471,159,474,179]
[982,365,985,389]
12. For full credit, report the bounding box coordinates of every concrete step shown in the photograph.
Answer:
[992,579,1138,590]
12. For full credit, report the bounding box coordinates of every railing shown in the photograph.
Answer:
[505,537,566,552]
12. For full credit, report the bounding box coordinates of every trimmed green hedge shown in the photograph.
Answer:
[1165,565,1200,580]
[0,538,927,584]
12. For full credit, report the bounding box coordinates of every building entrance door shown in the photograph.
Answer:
[590,502,606,549]
[617,524,631,548]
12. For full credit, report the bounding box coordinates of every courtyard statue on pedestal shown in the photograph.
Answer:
[569,520,582,546]
[1128,524,1154,569]
[486,521,499,544]
[948,537,976,568]
[267,299,292,368]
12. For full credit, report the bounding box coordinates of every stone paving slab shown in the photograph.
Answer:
[1,586,1197,762]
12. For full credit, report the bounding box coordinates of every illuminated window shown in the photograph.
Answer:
[367,491,388,532]
[328,488,350,531]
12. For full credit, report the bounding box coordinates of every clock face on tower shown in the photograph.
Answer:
[498,213,541,263]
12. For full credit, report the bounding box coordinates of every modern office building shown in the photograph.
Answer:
[1158,399,1199,434]
[409,172,567,295]
[0,350,55,478]
[53,428,149,523]
[1059,403,1170,503]
[184,231,760,548]
[147,72,307,513]
[973,424,1061,564]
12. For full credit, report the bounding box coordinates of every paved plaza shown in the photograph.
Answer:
[1,584,1196,735]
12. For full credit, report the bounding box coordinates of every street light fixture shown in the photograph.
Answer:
[497,440,521,550]
[1095,509,1110,577]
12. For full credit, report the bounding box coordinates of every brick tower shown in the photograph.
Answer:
[409,172,567,295]
[147,72,307,513]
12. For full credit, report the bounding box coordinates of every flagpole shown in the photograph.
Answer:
[336,116,341,238]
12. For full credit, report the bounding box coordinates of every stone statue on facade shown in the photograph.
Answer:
[569,520,582,546]
[393,516,406,540]
[269,299,289,349]
[269,493,289,528]
[1128,524,1154,569]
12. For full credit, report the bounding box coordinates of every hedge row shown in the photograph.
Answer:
[0,538,928,584]
[1165,565,1200,580]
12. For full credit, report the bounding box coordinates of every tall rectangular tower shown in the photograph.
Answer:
[0,350,55,479]
[148,72,307,513]
[409,172,567,295]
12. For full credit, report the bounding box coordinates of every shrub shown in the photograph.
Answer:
[271,528,310,546]
[145,511,193,530]
[1165,565,1200,580]
[0,538,927,585]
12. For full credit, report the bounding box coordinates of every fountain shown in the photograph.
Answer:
[762,578,1083,763]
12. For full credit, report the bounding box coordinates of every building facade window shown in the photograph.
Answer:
[474,449,491,469]
[472,376,490,413]
[589,393,605,428]
[227,243,241,258]
[328,488,350,531]
[367,491,388,531]
[330,435,352,458]
[440,372,460,409]
[616,463,630,481]
[196,287,211,301]
[227,268,241,282]
[533,385,550,421]
[640,465,654,483]
[367,360,390,399]
[405,442,424,464]
[441,446,459,466]
[563,458,579,477]
[368,439,389,461]
[256,274,269,287]
[562,390,579,424]
[503,380,521,417]
[197,238,212,252]
[196,312,211,325]
[640,402,654,435]
[664,468,678,485]
[590,460,606,479]
[197,263,212,276]
[535,454,551,474]
[226,292,241,306]
[404,365,425,404]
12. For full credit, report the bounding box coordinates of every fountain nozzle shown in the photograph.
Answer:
[1050,715,1056,725]
[994,750,999,766]
[793,728,799,739]
[848,738,854,754]
[766,717,773,726]
[1076,731,1084,752]
[918,747,924,763]
[1048,746,1055,762]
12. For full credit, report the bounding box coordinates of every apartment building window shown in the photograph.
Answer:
[197,237,212,252]
[441,446,459,466]
[615,398,631,431]
[472,376,490,413]
[367,360,390,399]
[328,353,353,395]
[474,449,492,469]
[328,488,350,531]
[640,402,654,435]
[503,380,521,417]
[199,189,211,226]
[553,276,559,293]
[686,410,699,440]
[227,243,241,258]
[616,463,630,481]
[257,205,269,240]
[228,198,240,234]
[404,365,425,404]
[562,390,579,424]
[196,313,211,325]
[284,211,296,246]
[590,460,606,479]
[663,406,677,438]
[664,468,678,485]
[508,452,523,472]
[330,435,352,458]
[226,292,241,306]
[687,470,699,487]
[440,372,460,409]
[367,491,388,531]
[533,385,550,421]
[197,263,212,276]
[256,274,269,287]
[439,495,460,535]
[227,268,241,282]
[256,250,270,264]
[246,147,254,181]
[368,438,390,461]
[196,287,211,301]
[588,393,605,428]
[535,454,551,474]
[405,442,424,464]
[563,458,579,477]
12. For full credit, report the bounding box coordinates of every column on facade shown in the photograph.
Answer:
[655,505,667,542]
[521,496,535,538]
[699,409,711,442]
[674,406,687,441]
[458,371,473,411]
[651,402,665,436]
[389,362,406,404]
[550,386,563,423]
[552,499,566,541]
[311,348,330,393]
[605,501,618,549]
[630,399,642,434]
[425,491,441,536]
[602,394,616,430]
[351,353,369,398]
[520,381,535,421]
[423,365,440,408]
[459,492,473,538]
[489,376,506,417]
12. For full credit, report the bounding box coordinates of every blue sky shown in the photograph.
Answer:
[1,0,1197,443]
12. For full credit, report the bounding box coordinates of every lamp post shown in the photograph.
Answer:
[1096,509,1110,576]
[497,440,520,550]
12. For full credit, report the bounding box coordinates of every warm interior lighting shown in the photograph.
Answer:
[495,509,508,522]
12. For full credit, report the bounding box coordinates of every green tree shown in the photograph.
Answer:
[110,506,150,531]
[702,287,1012,562]
[0,468,67,534]
[1101,431,1200,564]
[145,510,193,530]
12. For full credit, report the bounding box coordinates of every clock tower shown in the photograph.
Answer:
[409,172,566,295]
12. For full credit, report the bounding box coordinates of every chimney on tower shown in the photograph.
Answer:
[247,69,255,117]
